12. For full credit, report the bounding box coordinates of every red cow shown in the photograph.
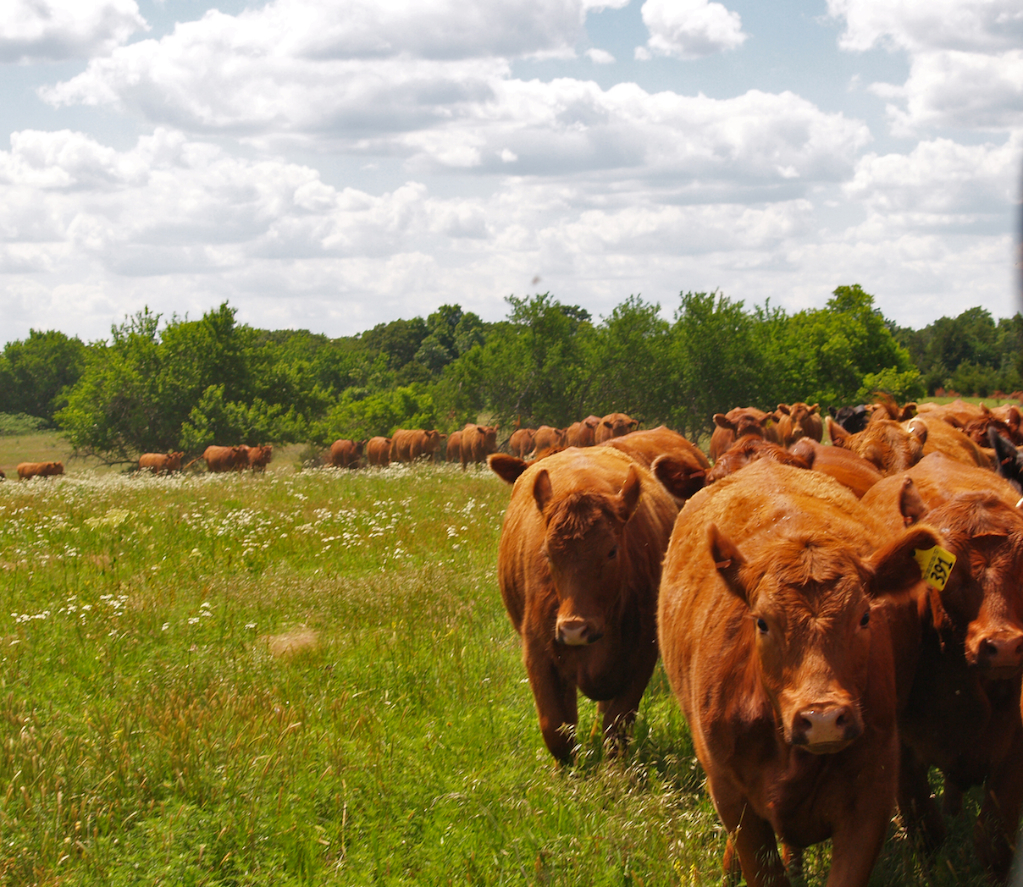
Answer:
[494,447,677,763]
[862,453,1023,880]
[789,438,883,499]
[565,415,601,448]
[366,437,391,467]
[509,428,536,458]
[901,415,992,469]
[138,452,184,474]
[600,425,709,473]
[709,406,779,461]
[460,424,498,470]
[17,461,64,480]
[659,460,939,887]
[329,439,363,469]
[828,417,926,475]
[704,437,808,485]
[594,413,638,444]
[390,429,445,463]
[445,430,462,464]
[775,402,823,446]
[241,444,273,472]
[532,425,566,455]
[202,445,247,473]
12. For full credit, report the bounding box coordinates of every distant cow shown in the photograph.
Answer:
[709,406,778,461]
[508,428,536,458]
[329,439,363,469]
[862,454,1023,880]
[494,446,677,762]
[565,415,601,448]
[241,444,273,472]
[658,460,940,887]
[17,461,64,480]
[138,452,184,474]
[531,425,565,455]
[202,445,247,473]
[366,437,391,468]
[828,404,872,435]
[390,429,445,463]
[775,402,823,446]
[445,430,462,464]
[460,424,498,470]
[594,413,638,444]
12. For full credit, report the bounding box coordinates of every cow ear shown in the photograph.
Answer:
[828,418,849,447]
[776,403,791,415]
[616,463,642,523]
[908,420,928,445]
[713,413,733,431]
[809,404,819,415]
[708,524,750,604]
[943,414,963,430]
[867,526,942,599]
[489,453,528,485]
[533,468,553,515]
[652,454,705,501]
[898,477,928,526]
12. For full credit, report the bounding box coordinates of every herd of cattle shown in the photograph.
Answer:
[485,398,1023,886]
[7,399,1023,883]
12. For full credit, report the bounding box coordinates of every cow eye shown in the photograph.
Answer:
[755,617,768,634]
[860,610,870,628]
[607,545,618,559]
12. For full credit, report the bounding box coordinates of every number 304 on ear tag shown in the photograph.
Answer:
[914,546,956,591]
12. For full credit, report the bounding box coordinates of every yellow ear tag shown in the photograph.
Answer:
[914,546,957,591]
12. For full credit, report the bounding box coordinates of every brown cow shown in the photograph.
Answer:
[329,439,363,469]
[709,406,778,461]
[366,437,391,467]
[460,424,498,470]
[789,438,883,499]
[862,454,1023,880]
[390,429,445,463]
[594,413,638,444]
[241,444,273,472]
[138,452,184,474]
[202,445,247,473]
[902,415,992,469]
[565,415,601,448]
[17,461,64,480]
[508,428,536,458]
[827,417,926,475]
[775,402,823,446]
[531,425,565,455]
[600,425,709,473]
[494,446,677,763]
[445,430,461,464]
[704,437,808,485]
[658,460,940,887]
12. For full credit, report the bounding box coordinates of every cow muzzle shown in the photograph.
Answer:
[555,617,603,646]
[790,703,863,754]
[968,627,1023,677]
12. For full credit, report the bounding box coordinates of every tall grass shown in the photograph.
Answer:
[0,464,992,885]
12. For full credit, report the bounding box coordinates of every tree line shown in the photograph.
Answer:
[2,286,1021,459]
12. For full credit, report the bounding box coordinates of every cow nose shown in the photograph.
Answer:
[792,703,862,753]
[976,631,1023,672]
[556,618,601,646]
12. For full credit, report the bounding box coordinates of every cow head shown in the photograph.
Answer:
[899,483,1023,679]
[709,520,939,754]
[988,426,1023,491]
[167,452,184,470]
[714,409,772,441]
[533,463,642,647]
[829,418,925,475]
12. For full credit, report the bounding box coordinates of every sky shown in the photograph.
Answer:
[1,0,1021,346]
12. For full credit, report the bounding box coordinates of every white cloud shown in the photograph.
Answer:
[639,0,746,60]
[586,48,615,64]
[0,0,145,63]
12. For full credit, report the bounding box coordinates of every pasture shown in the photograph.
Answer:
[0,458,996,885]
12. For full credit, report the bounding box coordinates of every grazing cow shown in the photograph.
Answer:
[445,430,462,464]
[329,439,364,469]
[242,444,273,472]
[138,452,184,474]
[459,424,498,470]
[658,460,941,887]
[17,461,64,480]
[902,415,991,469]
[532,425,566,455]
[789,438,883,499]
[828,417,926,475]
[509,428,536,458]
[776,402,823,446]
[366,437,391,468]
[594,413,638,444]
[494,446,677,763]
[704,437,808,485]
[709,407,779,461]
[390,429,445,463]
[565,415,601,448]
[862,454,1023,880]
[202,445,247,473]
[828,404,872,435]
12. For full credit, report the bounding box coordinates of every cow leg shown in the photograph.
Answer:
[826,795,892,887]
[714,792,788,887]
[526,657,578,764]
[975,725,1023,881]
[897,743,945,856]
[598,647,657,758]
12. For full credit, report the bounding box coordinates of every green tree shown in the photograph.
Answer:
[0,329,86,421]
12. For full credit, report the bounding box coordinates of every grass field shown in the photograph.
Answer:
[0,434,1003,885]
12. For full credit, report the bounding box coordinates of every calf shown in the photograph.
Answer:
[594,413,638,444]
[138,452,184,474]
[17,461,64,480]
[659,460,939,887]
[366,436,391,468]
[494,447,677,763]
[329,439,363,469]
